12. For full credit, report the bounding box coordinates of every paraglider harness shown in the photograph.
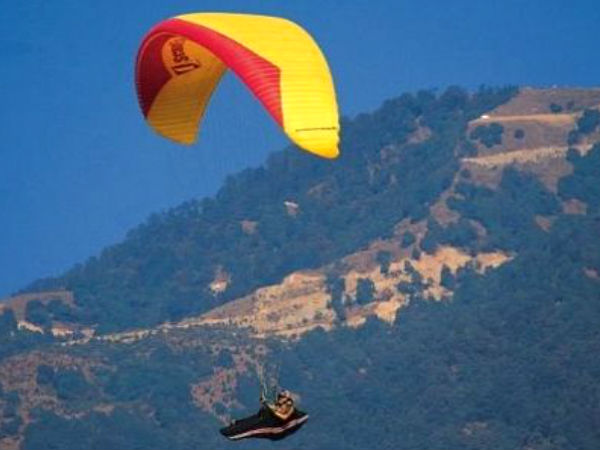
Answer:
[261,389,295,421]
[257,364,296,419]
[219,367,308,441]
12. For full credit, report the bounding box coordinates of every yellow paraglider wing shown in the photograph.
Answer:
[136,13,339,158]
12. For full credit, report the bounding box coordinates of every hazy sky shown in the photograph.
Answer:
[1,0,599,297]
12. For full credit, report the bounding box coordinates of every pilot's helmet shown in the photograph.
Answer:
[278,390,292,399]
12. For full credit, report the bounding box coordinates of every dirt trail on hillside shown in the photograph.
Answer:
[471,113,576,125]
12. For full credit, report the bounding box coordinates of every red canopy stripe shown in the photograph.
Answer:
[135,18,283,126]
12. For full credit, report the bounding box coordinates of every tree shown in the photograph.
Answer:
[326,274,346,303]
[440,265,456,289]
[576,109,600,134]
[567,129,580,146]
[401,232,416,248]
[47,300,75,322]
[355,278,375,305]
[215,349,234,368]
[411,247,421,260]
[375,251,393,275]
[25,301,51,330]
[0,310,17,338]
[330,295,346,322]
[36,365,55,385]
[420,232,438,254]
[549,103,563,113]
[457,139,478,157]
[52,369,92,401]
[469,123,504,148]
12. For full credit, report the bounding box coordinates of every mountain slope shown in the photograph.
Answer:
[1,86,600,450]
[16,86,517,333]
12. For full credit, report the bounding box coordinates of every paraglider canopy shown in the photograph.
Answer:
[136,13,340,158]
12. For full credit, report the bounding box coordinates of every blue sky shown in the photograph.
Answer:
[1,0,599,297]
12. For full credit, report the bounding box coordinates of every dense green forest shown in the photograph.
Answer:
[16,143,600,450]
[23,86,517,332]
[2,87,599,450]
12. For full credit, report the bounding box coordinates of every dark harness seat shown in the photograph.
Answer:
[220,405,309,441]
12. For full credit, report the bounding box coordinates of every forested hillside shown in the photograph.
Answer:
[1,86,599,450]
[20,86,516,332]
